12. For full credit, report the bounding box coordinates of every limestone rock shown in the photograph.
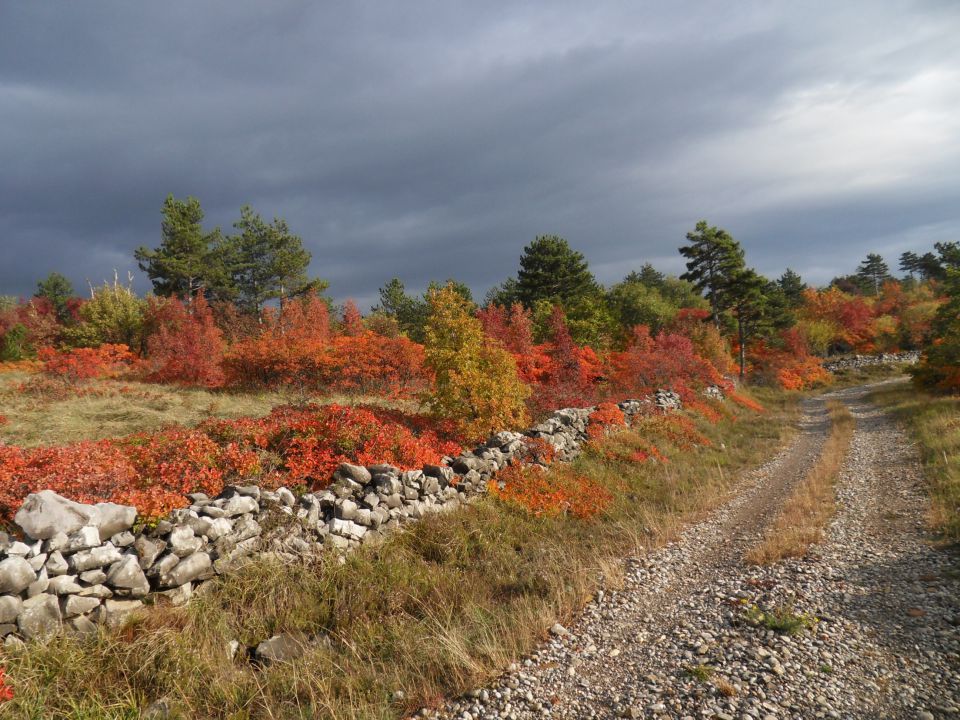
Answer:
[158,552,212,588]
[106,555,150,597]
[14,490,99,540]
[18,594,61,639]
[0,595,22,624]
[70,544,122,572]
[0,556,37,594]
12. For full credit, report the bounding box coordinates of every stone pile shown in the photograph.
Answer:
[823,351,920,373]
[0,393,683,642]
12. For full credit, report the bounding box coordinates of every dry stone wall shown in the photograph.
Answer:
[0,389,699,643]
[823,351,920,373]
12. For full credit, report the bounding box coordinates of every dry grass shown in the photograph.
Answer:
[0,373,413,447]
[870,382,960,541]
[745,400,855,564]
[0,392,798,719]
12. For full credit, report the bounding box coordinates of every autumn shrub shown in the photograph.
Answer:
[223,293,428,398]
[607,324,727,402]
[586,402,626,440]
[524,307,603,417]
[423,286,530,440]
[728,391,765,413]
[38,343,135,382]
[325,333,429,398]
[144,295,225,387]
[488,463,612,519]
[751,328,830,391]
[222,292,331,390]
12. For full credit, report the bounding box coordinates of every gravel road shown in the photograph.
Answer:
[427,383,960,720]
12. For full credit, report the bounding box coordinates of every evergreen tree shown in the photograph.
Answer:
[726,268,771,378]
[373,278,425,340]
[35,272,75,322]
[135,195,229,300]
[776,268,807,307]
[936,241,960,272]
[679,220,745,327]
[484,277,519,307]
[222,205,325,313]
[515,235,598,307]
[918,252,944,281]
[899,251,921,278]
[855,253,891,295]
[623,262,666,289]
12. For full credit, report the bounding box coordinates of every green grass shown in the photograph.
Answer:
[0,373,412,447]
[743,604,816,635]
[869,381,960,541]
[0,392,798,719]
[684,664,715,682]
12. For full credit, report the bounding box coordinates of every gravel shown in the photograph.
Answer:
[425,384,960,720]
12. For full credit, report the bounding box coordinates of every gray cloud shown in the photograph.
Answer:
[1,1,958,306]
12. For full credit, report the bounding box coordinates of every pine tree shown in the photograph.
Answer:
[726,268,772,378]
[515,235,598,307]
[35,272,75,322]
[222,205,326,313]
[679,221,745,327]
[899,251,921,278]
[777,269,807,308]
[135,195,229,300]
[855,253,891,295]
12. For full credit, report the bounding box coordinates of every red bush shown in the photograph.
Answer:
[39,344,135,381]
[144,295,225,387]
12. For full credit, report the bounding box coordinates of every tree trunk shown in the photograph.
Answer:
[738,318,746,379]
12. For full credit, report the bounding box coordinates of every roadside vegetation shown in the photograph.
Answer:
[0,392,794,719]
[746,400,855,564]
[870,383,960,542]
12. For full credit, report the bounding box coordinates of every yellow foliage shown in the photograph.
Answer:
[423,285,530,439]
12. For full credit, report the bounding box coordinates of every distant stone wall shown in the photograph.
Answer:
[0,387,697,644]
[823,351,920,373]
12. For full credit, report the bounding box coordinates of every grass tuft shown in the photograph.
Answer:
[743,603,816,635]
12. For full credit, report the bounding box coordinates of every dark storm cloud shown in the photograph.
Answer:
[2,1,958,305]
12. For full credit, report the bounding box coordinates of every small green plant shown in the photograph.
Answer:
[743,603,816,635]
[684,664,714,682]
[820,664,833,674]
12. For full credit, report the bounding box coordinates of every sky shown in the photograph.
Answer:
[1,1,959,308]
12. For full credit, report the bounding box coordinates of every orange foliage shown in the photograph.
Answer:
[587,402,627,439]
[144,295,225,387]
[223,293,428,397]
[38,344,135,381]
[751,328,830,391]
[489,463,611,519]
[608,325,727,402]
[0,403,461,526]
[728,391,764,413]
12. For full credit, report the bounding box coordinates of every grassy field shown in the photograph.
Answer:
[0,372,412,447]
[0,391,798,719]
[870,381,960,542]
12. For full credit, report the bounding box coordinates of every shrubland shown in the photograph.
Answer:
[0,386,792,719]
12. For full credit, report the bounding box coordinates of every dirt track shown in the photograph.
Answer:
[433,383,960,720]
